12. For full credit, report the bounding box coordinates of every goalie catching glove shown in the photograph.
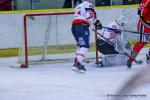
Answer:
[94,20,102,30]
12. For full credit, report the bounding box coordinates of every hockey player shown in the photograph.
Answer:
[71,0,102,72]
[97,15,127,55]
[127,0,150,68]
[96,15,129,67]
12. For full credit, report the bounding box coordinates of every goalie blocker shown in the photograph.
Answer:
[96,39,128,67]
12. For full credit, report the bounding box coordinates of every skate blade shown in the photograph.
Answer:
[72,67,86,74]
[72,66,78,71]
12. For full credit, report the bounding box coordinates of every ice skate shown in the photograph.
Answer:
[72,62,86,74]
[72,58,80,72]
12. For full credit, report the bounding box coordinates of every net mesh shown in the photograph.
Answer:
[122,7,139,42]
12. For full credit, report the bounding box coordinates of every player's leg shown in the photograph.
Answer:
[75,25,89,72]
[127,42,145,68]
[71,24,90,72]
[75,47,88,71]
[127,22,145,68]
[71,24,80,71]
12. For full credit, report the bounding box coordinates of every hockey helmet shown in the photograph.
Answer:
[116,15,127,26]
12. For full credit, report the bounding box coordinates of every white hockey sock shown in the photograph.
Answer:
[76,47,88,65]
[75,47,80,57]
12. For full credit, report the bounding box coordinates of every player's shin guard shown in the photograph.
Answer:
[127,42,145,68]
[72,47,88,72]
[76,47,88,65]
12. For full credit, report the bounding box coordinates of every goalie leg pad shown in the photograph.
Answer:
[100,54,128,67]
[96,39,119,55]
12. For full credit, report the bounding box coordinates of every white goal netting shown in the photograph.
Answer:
[122,7,139,42]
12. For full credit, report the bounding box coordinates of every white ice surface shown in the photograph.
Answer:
[0,48,149,100]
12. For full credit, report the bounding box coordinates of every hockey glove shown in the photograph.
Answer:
[138,9,141,16]
[94,20,102,30]
[137,6,143,16]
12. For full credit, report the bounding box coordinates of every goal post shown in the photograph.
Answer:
[18,12,98,68]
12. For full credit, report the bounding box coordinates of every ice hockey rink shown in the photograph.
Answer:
[0,48,149,100]
[1,1,150,100]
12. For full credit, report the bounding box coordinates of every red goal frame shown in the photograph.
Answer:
[21,12,98,68]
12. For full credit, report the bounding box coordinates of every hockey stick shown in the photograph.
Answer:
[93,29,143,65]
[123,52,143,64]
[93,29,116,47]
[102,26,150,35]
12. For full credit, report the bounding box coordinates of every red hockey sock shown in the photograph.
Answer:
[128,42,145,61]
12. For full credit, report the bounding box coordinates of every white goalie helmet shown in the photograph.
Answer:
[116,15,127,26]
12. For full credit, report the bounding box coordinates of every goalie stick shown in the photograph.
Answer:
[92,29,143,65]
[102,26,150,35]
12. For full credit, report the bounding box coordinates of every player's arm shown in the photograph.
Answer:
[138,0,150,17]
[85,4,102,29]
[145,0,150,8]
[94,20,102,30]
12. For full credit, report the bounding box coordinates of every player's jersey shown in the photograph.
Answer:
[138,0,150,33]
[138,19,150,33]
[72,1,97,26]
[100,21,123,44]
[138,0,150,22]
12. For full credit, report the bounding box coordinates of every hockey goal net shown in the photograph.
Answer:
[18,12,97,68]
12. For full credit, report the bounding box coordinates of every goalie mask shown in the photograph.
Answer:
[116,15,127,26]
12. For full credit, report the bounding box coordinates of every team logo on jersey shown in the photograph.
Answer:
[78,37,86,45]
